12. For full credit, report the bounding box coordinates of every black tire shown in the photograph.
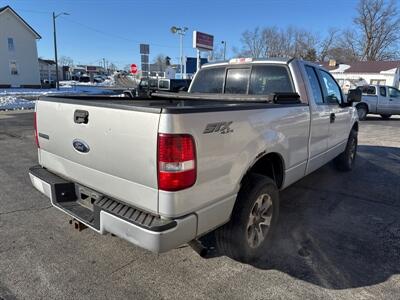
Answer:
[356,105,368,120]
[334,129,358,171]
[215,174,279,263]
[380,114,391,120]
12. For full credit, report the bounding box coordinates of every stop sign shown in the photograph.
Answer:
[130,64,137,74]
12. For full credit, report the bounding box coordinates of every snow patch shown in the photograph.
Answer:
[0,96,35,110]
[0,86,116,111]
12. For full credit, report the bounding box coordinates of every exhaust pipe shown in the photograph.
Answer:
[69,219,88,232]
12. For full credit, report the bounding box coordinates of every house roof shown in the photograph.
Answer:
[0,5,41,39]
[38,58,56,65]
[322,60,400,74]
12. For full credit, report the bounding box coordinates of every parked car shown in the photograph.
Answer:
[354,85,400,120]
[124,78,191,98]
[158,79,192,92]
[29,58,361,262]
[79,75,90,83]
[93,76,104,83]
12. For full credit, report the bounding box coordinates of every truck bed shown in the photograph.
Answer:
[41,92,306,114]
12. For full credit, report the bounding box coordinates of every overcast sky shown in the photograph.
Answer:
[3,0,360,68]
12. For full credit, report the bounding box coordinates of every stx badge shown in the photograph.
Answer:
[203,121,234,134]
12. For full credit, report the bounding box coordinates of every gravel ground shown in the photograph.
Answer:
[0,112,399,300]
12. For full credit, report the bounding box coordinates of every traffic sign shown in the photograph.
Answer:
[140,44,150,54]
[130,64,138,74]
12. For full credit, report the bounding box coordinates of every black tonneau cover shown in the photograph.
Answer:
[39,92,306,114]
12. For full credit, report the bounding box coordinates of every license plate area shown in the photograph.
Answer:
[75,185,103,212]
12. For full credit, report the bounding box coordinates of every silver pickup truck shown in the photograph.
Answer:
[29,58,361,262]
[355,84,400,120]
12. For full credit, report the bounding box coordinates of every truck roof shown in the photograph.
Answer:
[201,57,294,69]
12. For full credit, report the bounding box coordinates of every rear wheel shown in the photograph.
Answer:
[380,114,391,120]
[216,174,279,263]
[356,105,368,120]
[334,129,358,171]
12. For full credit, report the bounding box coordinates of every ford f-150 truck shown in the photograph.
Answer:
[29,58,361,262]
[355,84,400,120]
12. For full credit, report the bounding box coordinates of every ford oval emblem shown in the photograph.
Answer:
[73,139,90,153]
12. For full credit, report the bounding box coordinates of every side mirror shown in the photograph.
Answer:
[347,88,362,105]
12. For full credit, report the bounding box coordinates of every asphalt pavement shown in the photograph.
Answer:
[0,111,399,300]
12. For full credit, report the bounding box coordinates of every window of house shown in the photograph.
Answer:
[370,79,386,85]
[8,38,15,51]
[10,61,18,75]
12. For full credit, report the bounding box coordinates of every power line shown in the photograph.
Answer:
[14,7,192,50]
[60,17,193,50]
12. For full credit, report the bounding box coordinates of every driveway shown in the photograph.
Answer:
[0,112,399,299]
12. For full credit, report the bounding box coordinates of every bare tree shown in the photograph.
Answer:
[353,0,400,60]
[318,28,340,61]
[238,27,265,58]
[262,26,319,60]
[153,54,168,72]
[108,63,117,72]
[211,43,226,61]
[59,56,74,67]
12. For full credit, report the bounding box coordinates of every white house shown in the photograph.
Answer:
[323,60,400,93]
[0,5,41,88]
[38,58,56,85]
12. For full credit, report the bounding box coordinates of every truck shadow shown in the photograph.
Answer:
[207,145,400,290]
[364,116,400,121]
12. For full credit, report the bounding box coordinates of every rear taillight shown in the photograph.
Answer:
[157,133,196,191]
[34,112,40,148]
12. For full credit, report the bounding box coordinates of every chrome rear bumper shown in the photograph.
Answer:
[29,165,197,253]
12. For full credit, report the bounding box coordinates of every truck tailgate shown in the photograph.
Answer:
[35,99,160,214]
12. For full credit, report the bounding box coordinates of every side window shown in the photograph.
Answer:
[380,87,387,97]
[8,38,15,51]
[225,68,250,94]
[388,87,400,98]
[249,65,294,95]
[10,60,18,75]
[360,85,376,95]
[318,70,342,104]
[305,66,324,105]
[190,67,225,93]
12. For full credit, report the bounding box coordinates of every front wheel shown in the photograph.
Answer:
[356,105,368,120]
[215,174,279,263]
[334,129,358,171]
[380,114,391,120]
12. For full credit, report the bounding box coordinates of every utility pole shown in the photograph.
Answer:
[53,12,69,90]
[171,26,188,79]
[103,58,106,73]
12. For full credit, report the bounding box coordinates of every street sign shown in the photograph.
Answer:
[130,64,137,74]
[140,44,150,77]
[141,55,149,64]
[141,63,149,72]
[186,57,208,74]
[140,44,150,54]
[193,31,214,51]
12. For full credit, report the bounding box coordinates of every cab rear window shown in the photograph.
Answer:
[190,64,294,95]
[249,65,294,95]
[190,67,225,93]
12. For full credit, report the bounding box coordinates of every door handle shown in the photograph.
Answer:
[330,113,336,123]
[74,110,89,124]
[389,98,393,101]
